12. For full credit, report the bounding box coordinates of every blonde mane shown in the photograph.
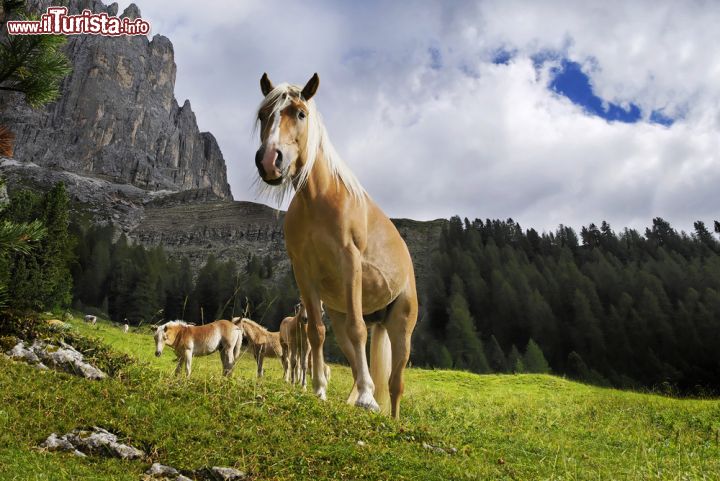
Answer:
[255,83,366,206]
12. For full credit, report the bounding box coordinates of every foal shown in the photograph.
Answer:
[234,318,285,378]
[279,303,330,388]
[279,304,310,387]
[154,320,243,377]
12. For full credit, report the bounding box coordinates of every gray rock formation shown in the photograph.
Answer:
[0,0,232,199]
[40,427,145,459]
[7,339,107,379]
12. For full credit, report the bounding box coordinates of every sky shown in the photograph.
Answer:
[117,0,720,234]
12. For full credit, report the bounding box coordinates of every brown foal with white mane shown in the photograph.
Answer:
[254,73,418,418]
[154,320,243,377]
[234,317,285,378]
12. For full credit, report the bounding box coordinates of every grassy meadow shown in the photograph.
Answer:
[1,315,719,480]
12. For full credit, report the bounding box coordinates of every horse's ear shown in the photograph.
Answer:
[301,73,320,101]
[260,72,274,97]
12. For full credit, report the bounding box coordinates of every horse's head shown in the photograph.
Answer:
[154,323,178,357]
[254,73,320,186]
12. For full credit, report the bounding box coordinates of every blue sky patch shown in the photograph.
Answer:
[492,49,513,65]
[548,59,674,126]
[428,47,442,70]
[649,109,674,126]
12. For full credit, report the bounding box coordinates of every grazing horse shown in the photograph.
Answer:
[153,320,243,377]
[253,73,418,418]
[84,315,97,325]
[235,318,285,378]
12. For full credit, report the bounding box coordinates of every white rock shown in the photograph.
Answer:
[146,462,179,476]
[210,466,246,480]
[40,433,74,452]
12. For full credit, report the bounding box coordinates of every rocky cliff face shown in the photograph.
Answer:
[0,0,232,199]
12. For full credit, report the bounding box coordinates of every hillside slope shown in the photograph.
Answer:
[1,317,718,480]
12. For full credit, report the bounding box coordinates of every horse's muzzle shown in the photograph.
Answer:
[255,146,283,185]
[155,351,161,357]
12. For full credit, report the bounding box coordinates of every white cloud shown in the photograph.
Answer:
[118,0,720,233]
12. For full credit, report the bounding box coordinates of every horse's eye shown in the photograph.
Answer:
[298,111,306,120]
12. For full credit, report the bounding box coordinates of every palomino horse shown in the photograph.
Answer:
[154,320,243,377]
[254,73,418,418]
[234,318,285,378]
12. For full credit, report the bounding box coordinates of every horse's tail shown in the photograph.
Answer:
[369,323,392,415]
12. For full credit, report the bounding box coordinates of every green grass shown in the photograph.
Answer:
[1,316,719,480]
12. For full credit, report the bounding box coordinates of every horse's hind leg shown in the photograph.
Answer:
[384,288,418,419]
[222,347,233,377]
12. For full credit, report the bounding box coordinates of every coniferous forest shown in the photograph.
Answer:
[1,183,719,393]
[413,216,720,393]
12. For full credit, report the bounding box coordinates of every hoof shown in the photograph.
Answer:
[315,388,327,401]
[355,393,380,412]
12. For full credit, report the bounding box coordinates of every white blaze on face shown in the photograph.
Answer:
[261,111,282,178]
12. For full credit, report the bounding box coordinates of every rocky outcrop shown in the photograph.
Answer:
[41,427,144,459]
[0,0,232,199]
[6,339,107,379]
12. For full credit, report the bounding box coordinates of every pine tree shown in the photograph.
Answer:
[486,335,507,373]
[523,339,551,373]
[445,275,490,373]
[567,351,590,380]
[507,344,525,373]
[0,0,72,107]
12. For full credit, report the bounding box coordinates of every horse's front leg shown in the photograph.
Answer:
[295,289,327,399]
[257,350,265,378]
[281,347,290,382]
[290,346,298,384]
[300,336,309,390]
[184,349,193,377]
[174,353,184,377]
[342,246,378,412]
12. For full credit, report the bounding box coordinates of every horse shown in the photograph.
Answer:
[279,302,331,388]
[84,314,97,325]
[234,318,285,378]
[253,73,418,418]
[153,320,243,377]
[279,304,310,387]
